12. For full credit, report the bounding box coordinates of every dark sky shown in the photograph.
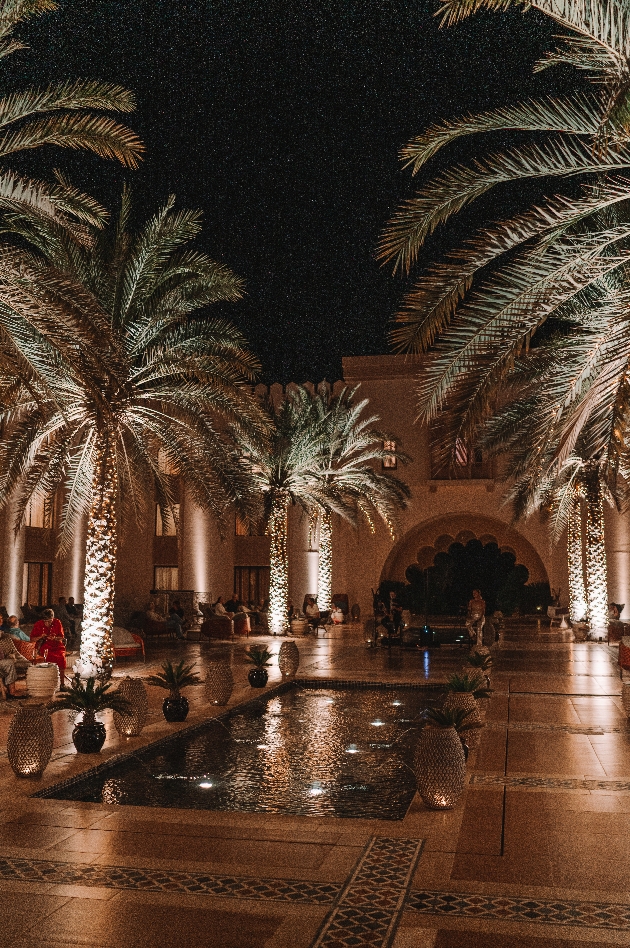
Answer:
[8,0,565,382]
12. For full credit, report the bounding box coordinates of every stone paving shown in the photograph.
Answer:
[0,625,626,947]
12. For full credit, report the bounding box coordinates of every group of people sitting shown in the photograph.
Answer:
[0,605,73,697]
[145,599,187,639]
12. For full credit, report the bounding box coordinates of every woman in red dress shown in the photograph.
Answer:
[30,608,66,684]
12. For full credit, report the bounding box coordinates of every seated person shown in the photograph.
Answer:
[146,605,164,624]
[167,603,186,640]
[465,589,486,643]
[0,634,25,698]
[304,596,320,629]
[30,608,66,684]
[213,596,232,617]
[6,615,30,642]
[225,595,239,614]
[609,602,624,624]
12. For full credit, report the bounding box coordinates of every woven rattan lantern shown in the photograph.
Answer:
[113,677,148,737]
[278,641,299,678]
[26,663,59,702]
[205,661,234,706]
[7,704,54,777]
[414,725,466,809]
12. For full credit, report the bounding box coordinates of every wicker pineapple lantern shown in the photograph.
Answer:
[278,641,299,678]
[414,708,471,809]
[443,673,490,752]
[113,677,149,737]
[205,660,234,706]
[7,704,54,778]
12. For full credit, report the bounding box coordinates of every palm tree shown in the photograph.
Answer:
[0,1,142,231]
[0,188,263,676]
[313,386,410,611]
[234,386,330,635]
[380,0,630,472]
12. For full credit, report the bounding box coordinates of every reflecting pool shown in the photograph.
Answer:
[40,684,444,820]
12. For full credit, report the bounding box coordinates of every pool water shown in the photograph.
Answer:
[40,684,444,820]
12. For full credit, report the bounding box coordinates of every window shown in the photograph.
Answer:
[155,504,179,537]
[154,566,179,590]
[382,441,397,470]
[430,427,493,480]
[234,566,270,606]
[235,514,266,536]
[23,562,52,606]
[25,494,54,528]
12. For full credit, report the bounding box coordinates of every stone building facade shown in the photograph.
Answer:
[1,353,629,620]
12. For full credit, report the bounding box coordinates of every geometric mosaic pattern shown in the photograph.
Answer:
[470,773,630,791]
[407,889,630,930]
[0,856,342,904]
[310,837,425,948]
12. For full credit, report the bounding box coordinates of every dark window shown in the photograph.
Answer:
[154,566,179,590]
[23,562,52,606]
[234,566,270,605]
[382,440,397,470]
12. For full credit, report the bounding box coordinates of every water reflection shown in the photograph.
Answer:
[50,686,444,820]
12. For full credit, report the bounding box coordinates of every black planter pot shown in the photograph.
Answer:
[248,668,268,688]
[163,695,189,722]
[72,721,106,754]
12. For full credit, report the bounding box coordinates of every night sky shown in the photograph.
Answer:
[7,0,568,382]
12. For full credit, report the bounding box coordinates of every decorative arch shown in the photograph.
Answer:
[381,513,549,586]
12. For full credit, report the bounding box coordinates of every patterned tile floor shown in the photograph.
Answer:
[311,837,424,948]
[407,889,630,931]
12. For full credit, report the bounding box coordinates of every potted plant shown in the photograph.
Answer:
[465,651,493,687]
[50,674,131,754]
[414,707,468,809]
[245,646,273,687]
[443,673,492,750]
[147,660,201,722]
[424,706,482,762]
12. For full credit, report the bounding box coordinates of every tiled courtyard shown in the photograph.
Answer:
[0,624,627,947]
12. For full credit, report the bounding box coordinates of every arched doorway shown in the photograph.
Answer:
[381,514,551,615]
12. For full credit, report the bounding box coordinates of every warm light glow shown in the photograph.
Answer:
[269,491,289,635]
[568,493,588,623]
[317,509,332,612]
[70,519,85,601]
[585,475,608,635]
[77,444,117,678]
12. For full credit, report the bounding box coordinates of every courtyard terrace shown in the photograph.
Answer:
[0,625,626,947]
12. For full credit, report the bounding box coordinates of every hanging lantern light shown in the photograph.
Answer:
[113,677,148,737]
[7,704,54,777]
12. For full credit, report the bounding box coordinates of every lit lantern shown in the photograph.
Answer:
[7,705,54,777]
[113,676,148,737]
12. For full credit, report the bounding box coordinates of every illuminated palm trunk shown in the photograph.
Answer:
[584,472,608,636]
[78,434,117,677]
[268,490,290,636]
[317,509,332,612]
[567,492,588,623]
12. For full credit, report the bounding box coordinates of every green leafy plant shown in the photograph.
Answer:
[50,674,131,727]
[424,706,482,733]
[244,646,273,668]
[466,652,493,673]
[147,660,201,698]
[447,672,492,700]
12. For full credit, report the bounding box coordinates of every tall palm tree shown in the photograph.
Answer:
[234,386,330,635]
[0,1,142,231]
[380,0,630,468]
[313,386,410,611]
[380,0,630,625]
[0,189,262,676]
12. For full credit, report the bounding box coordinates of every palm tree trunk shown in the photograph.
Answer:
[567,492,588,624]
[317,510,333,612]
[584,471,608,635]
[268,490,289,636]
[78,432,117,677]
